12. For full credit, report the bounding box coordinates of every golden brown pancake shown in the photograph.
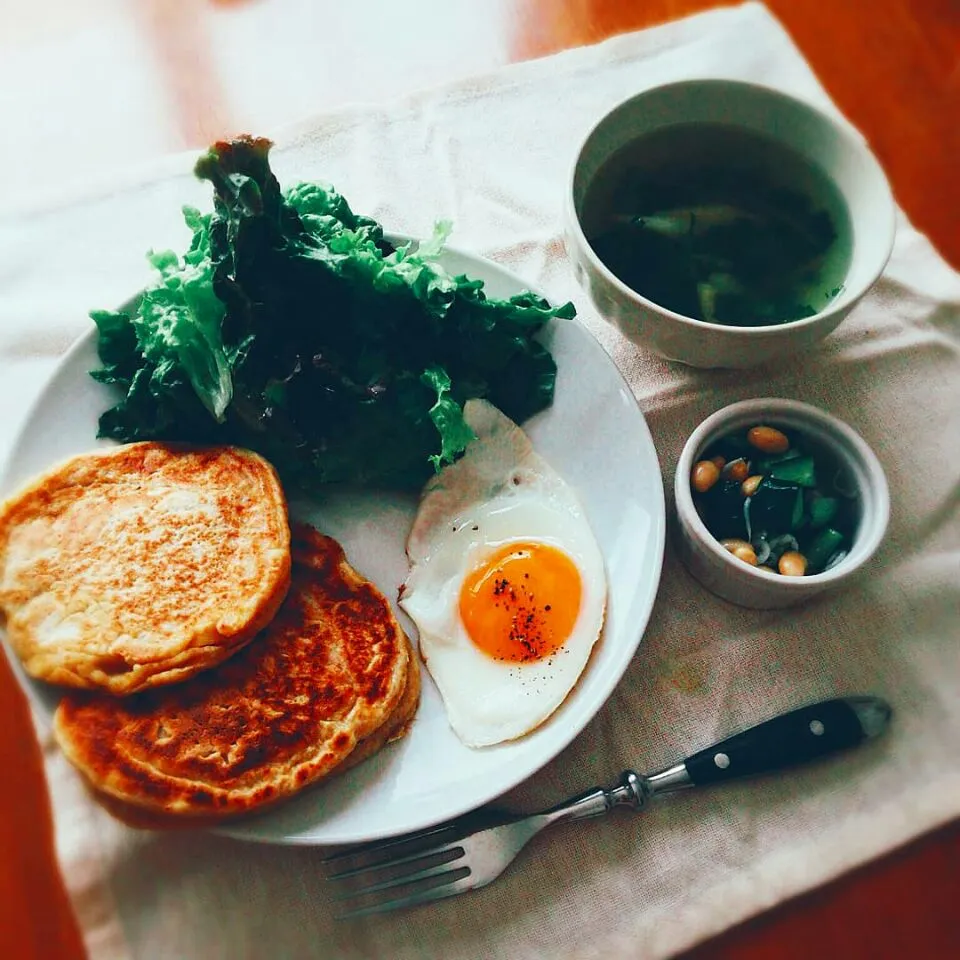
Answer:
[0,442,290,695]
[86,652,420,830]
[53,525,420,824]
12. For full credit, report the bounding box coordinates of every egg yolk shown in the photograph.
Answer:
[458,542,582,663]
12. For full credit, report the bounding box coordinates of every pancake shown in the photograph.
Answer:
[0,442,290,695]
[53,524,420,823]
[86,652,419,830]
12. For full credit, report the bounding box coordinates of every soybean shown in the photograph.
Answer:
[741,474,763,497]
[747,425,790,454]
[692,459,721,493]
[720,538,751,553]
[778,551,808,577]
[732,544,758,566]
[722,458,750,483]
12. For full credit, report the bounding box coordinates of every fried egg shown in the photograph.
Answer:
[399,399,607,747]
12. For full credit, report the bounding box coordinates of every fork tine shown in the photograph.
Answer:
[337,872,476,920]
[322,823,458,870]
[322,806,506,875]
[326,841,464,882]
[338,861,470,900]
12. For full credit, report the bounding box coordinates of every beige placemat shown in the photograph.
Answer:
[1,4,959,958]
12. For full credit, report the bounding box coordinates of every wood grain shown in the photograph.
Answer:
[682,819,960,959]
[0,2,957,957]
[0,650,86,960]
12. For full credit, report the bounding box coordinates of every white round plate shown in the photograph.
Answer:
[1,245,665,846]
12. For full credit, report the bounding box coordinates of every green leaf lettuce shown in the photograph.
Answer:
[91,135,573,489]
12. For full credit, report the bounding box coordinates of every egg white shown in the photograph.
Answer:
[400,400,607,748]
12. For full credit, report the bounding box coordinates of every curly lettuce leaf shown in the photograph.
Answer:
[92,206,230,425]
[422,366,476,470]
[91,135,573,489]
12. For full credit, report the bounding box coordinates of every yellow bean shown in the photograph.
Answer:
[720,538,751,553]
[747,425,790,454]
[778,551,808,577]
[723,458,749,482]
[741,474,763,497]
[692,459,720,493]
[732,544,758,566]
[710,455,726,471]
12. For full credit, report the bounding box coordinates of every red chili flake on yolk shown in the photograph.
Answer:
[458,542,582,662]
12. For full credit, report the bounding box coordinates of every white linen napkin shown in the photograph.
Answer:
[2,4,959,958]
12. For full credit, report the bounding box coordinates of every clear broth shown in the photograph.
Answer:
[583,124,853,327]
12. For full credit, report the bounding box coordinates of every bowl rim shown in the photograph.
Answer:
[674,397,890,589]
[567,77,897,337]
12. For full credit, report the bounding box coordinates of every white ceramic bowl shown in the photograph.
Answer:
[565,79,897,368]
[674,398,889,609]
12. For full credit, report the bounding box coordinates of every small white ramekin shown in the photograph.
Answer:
[673,398,889,609]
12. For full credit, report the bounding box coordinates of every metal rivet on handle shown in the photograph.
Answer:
[809,720,825,736]
[714,752,730,769]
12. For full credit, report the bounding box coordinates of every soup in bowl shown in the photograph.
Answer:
[565,80,896,368]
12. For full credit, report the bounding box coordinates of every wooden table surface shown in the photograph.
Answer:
[1,2,958,957]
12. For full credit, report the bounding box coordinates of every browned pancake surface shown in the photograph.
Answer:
[0,442,290,694]
[54,525,418,820]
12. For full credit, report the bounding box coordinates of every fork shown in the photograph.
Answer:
[324,695,891,918]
